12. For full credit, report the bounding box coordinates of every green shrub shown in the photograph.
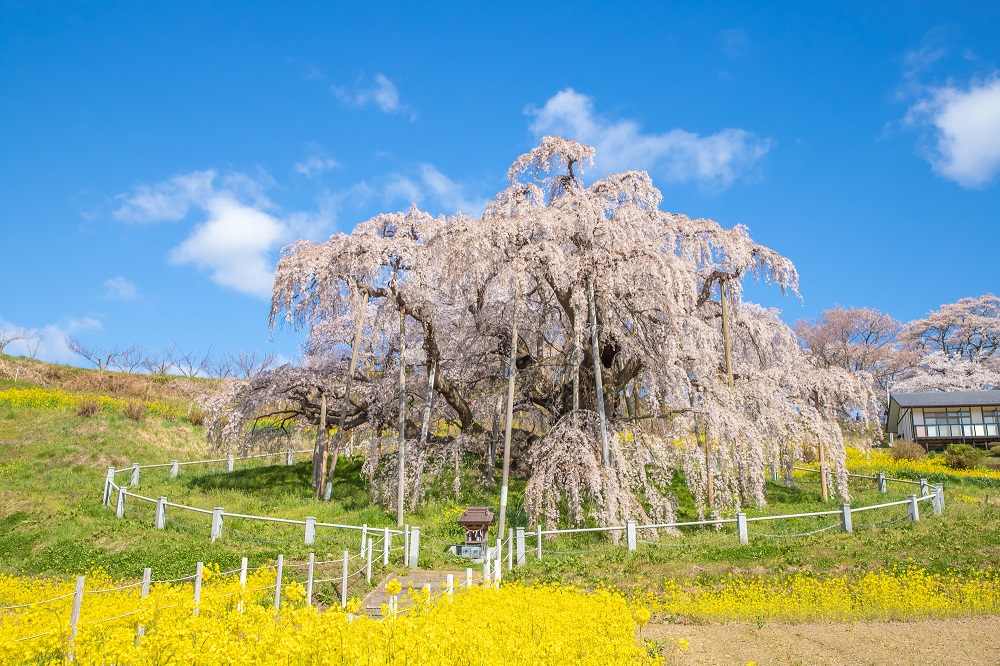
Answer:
[889,439,925,460]
[989,444,1000,457]
[945,443,986,470]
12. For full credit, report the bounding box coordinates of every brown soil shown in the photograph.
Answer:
[646,616,1000,665]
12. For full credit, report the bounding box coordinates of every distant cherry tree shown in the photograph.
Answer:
[220,137,877,526]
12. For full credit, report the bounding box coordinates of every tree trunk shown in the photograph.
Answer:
[588,279,610,467]
[498,285,520,538]
[324,295,369,500]
[312,393,327,496]
[396,307,407,527]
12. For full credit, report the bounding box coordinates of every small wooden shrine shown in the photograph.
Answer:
[456,506,495,559]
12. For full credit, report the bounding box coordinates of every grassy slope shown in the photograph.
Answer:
[2,356,999,596]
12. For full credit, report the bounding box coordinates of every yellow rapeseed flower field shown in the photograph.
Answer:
[844,446,1000,482]
[0,571,658,665]
[627,567,1000,623]
[0,387,183,420]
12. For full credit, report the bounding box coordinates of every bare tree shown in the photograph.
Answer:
[25,333,43,359]
[67,336,120,370]
[0,327,36,355]
[175,346,214,378]
[228,349,277,379]
[142,343,177,375]
[212,355,235,378]
[111,344,146,373]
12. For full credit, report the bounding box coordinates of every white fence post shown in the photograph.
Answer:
[934,484,945,515]
[465,567,472,588]
[155,497,166,529]
[366,537,373,584]
[194,562,203,615]
[305,516,316,546]
[507,528,514,571]
[907,494,920,521]
[306,552,315,606]
[403,525,409,565]
[238,557,248,612]
[340,551,349,609]
[274,554,284,612]
[136,567,151,645]
[841,503,853,533]
[515,527,525,566]
[770,463,779,483]
[360,524,368,553]
[130,463,140,487]
[211,508,224,542]
[382,527,390,566]
[103,467,115,505]
[286,449,293,466]
[67,575,85,663]
[877,473,886,493]
[626,520,637,551]
[446,573,454,596]
[409,526,420,569]
[170,460,179,478]
[227,455,234,473]
[482,559,490,587]
[536,524,542,560]
[116,487,126,518]
[737,512,748,545]
[920,478,929,496]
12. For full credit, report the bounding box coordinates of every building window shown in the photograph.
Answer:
[922,408,971,438]
[984,408,1000,437]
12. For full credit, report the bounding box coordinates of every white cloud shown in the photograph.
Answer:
[169,195,288,298]
[384,165,487,216]
[114,170,352,299]
[294,153,339,178]
[332,73,411,116]
[527,89,772,190]
[103,276,138,301]
[113,170,216,223]
[1,316,101,364]
[905,76,1000,188]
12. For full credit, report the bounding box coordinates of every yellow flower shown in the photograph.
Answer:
[386,579,402,595]
[633,607,651,627]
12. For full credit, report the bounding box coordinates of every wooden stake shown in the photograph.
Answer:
[396,306,407,527]
[498,284,520,539]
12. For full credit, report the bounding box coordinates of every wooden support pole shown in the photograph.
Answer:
[572,305,580,426]
[193,562,203,615]
[306,552,315,606]
[498,285,520,538]
[341,551,349,609]
[238,557,247,612]
[395,307,407,527]
[67,576,85,663]
[274,554,283,611]
[588,278,610,466]
[365,537,373,584]
[136,567,151,645]
[818,442,829,502]
[720,279,734,389]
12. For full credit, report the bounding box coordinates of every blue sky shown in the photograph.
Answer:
[2,2,999,367]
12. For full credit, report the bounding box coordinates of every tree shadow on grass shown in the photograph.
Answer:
[185,458,371,509]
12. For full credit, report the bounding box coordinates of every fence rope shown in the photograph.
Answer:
[165,516,211,533]
[221,525,302,545]
[748,523,841,538]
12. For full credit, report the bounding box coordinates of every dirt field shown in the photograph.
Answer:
[646,617,1000,665]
